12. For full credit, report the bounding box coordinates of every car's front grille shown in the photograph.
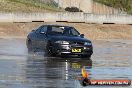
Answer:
[70,41,84,45]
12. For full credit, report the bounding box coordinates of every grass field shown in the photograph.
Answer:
[0,0,63,12]
[94,0,132,14]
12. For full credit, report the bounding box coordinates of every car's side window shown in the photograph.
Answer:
[40,26,47,33]
[70,28,80,36]
[35,26,43,33]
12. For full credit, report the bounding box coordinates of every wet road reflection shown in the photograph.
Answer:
[0,56,92,88]
[0,39,132,88]
[25,56,92,88]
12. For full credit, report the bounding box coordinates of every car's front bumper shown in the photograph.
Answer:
[52,43,93,56]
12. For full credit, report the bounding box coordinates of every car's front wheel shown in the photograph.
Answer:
[81,55,91,58]
[46,42,56,56]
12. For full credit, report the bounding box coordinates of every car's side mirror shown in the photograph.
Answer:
[80,34,84,38]
[32,30,35,32]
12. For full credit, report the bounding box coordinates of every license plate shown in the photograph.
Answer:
[72,49,82,53]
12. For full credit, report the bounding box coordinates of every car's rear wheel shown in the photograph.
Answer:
[27,40,34,53]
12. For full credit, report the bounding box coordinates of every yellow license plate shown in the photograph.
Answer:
[72,49,82,53]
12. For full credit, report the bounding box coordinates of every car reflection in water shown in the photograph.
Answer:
[25,55,92,88]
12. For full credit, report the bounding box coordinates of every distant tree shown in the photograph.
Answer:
[65,7,83,12]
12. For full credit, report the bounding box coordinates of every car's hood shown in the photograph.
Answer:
[48,35,91,42]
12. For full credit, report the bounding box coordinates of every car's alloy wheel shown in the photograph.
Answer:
[46,43,56,56]
[81,55,91,59]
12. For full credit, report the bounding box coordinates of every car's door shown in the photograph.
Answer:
[34,26,48,50]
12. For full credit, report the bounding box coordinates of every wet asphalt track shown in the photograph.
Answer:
[0,38,132,88]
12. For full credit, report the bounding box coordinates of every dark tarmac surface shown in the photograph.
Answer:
[0,38,132,88]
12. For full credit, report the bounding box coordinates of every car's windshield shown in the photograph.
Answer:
[47,26,80,36]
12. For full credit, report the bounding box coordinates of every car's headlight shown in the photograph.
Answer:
[55,41,69,44]
[84,42,92,45]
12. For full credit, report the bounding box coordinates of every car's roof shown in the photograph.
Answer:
[41,24,73,28]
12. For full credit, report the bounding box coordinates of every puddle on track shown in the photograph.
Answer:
[0,38,132,88]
